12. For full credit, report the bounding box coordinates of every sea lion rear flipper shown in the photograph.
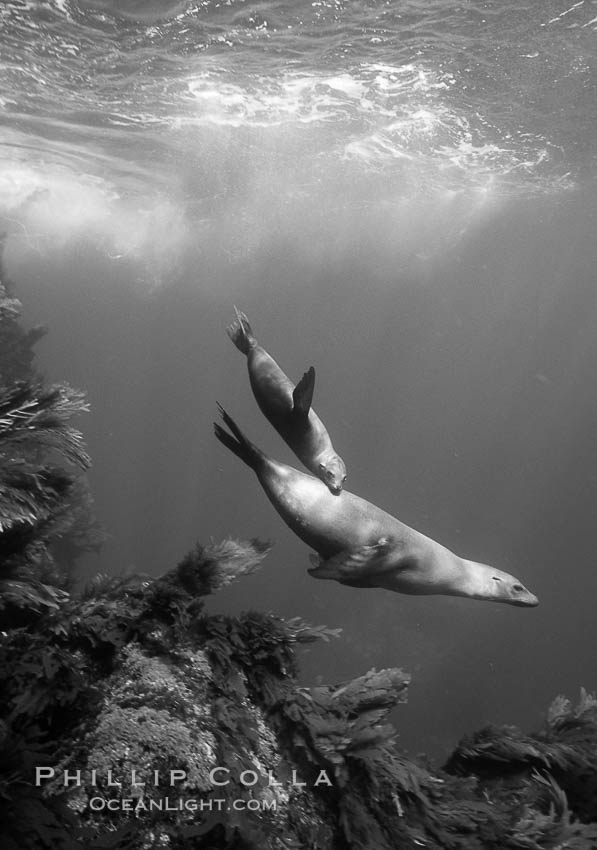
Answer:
[226,307,256,355]
[308,539,394,587]
[292,366,315,418]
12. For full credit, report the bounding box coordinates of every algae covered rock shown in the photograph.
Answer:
[7,529,597,849]
[1,537,400,848]
[446,687,597,824]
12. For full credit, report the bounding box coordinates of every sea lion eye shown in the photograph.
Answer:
[492,576,502,582]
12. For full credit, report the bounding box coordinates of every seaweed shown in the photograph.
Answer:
[0,255,102,608]
[445,688,597,824]
[0,380,91,469]
[0,244,46,385]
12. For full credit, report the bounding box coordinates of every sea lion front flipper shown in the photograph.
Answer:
[292,366,315,419]
[308,539,395,588]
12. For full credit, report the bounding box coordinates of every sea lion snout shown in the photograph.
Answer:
[318,456,347,495]
[511,590,539,607]
[465,561,539,607]
[506,579,539,607]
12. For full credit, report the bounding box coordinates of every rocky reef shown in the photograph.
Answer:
[2,255,597,849]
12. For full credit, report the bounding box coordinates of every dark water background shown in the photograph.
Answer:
[1,0,597,760]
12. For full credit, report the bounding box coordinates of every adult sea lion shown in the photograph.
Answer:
[226,308,347,494]
[214,406,538,607]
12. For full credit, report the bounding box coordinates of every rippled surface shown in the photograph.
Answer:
[2,0,596,195]
[1,0,595,284]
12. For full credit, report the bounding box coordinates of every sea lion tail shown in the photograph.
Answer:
[226,306,257,354]
[214,403,263,470]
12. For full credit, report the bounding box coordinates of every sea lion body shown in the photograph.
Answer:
[227,309,347,494]
[214,408,539,607]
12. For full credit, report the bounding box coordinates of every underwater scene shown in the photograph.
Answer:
[2,0,597,847]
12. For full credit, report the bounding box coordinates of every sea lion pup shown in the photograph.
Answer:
[226,307,347,494]
[214,406,538,607]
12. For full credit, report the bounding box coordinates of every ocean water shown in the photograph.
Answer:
[1,0,597,761]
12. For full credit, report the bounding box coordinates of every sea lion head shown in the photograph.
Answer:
[494,576,539,607]
[318,455,347,495]
[467,562,539,607]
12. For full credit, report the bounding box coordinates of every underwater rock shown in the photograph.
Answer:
[4,533,597,849]
[445,687,597,824]
[0,538,371,848]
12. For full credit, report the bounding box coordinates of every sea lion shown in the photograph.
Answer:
[226,308,347,494]
[214,406,538,607]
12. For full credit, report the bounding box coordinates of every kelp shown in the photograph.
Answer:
[0,247,46,385]
[0,379,92,576]
[0,465,75,536]
[445,688,597,825]
[0,253,102,612]
[0,380,91,470]
[143,538,272,625]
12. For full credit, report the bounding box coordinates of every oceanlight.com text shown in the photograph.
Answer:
[88,797,277,813]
